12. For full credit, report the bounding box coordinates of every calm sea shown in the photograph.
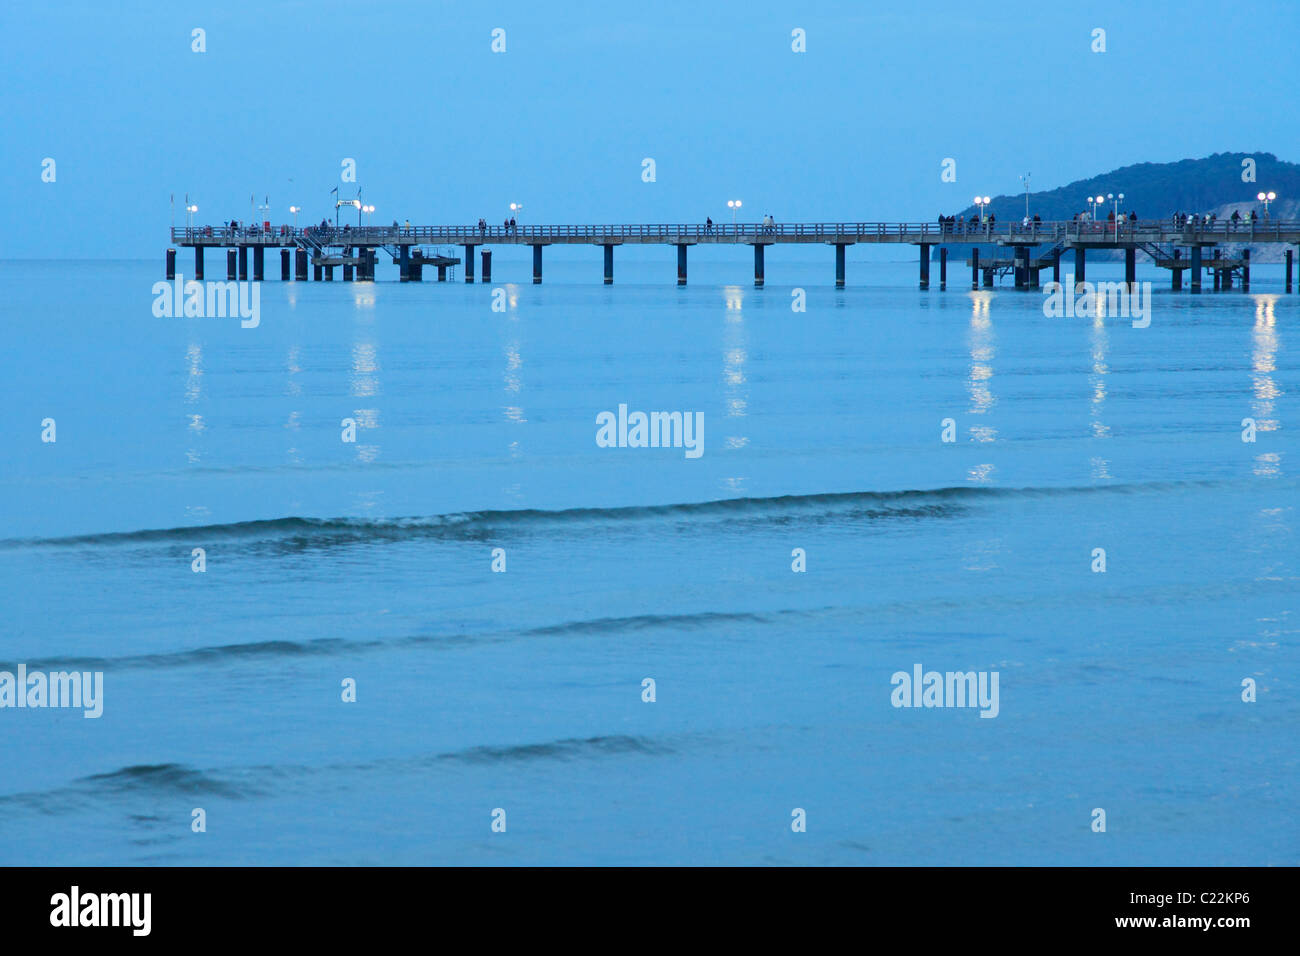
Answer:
[0,253,1295,865]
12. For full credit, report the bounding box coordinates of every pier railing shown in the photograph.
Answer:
[170,219,1300,246]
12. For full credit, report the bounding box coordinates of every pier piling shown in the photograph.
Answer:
[971,248,979,289]
[1287,248,1294,293]
[939,247,947,290]
[281,249,290,281]
[532,244,543,284]
[677,243,688,286]
[463,245,475,283]
[1124,247,1136,285]
[253,246,264,281]
[1172,249,1182,290]
[603,243,614,284]
[166,248,176,280]
[194,246,204,281]
[482,249,492,283]
[834,243,846,288]
[226,250,237,281]
[1242,249,1250,291]
[753,243,765,287]
[919,244,931,290]
[295,249,308,281]
[1190,245,1201,293]
[1074,247,1086,286]
[1013,245,1029,289]
[238,246,248,281]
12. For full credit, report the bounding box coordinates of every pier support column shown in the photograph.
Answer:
[533,244,543,284]
[238,246,248,281]
[166,248,176,280]
[1286,248,1294,293]
[463,245,475,283]
[437,264,447,281]
[982,268,993,288]
[295,249,308,281]
[1190,244,1201,293]
[313,263,322,281]
[919,244,931,289]
[753,244,765,287]
[194,246,204,281]
[343,253,354,282]
[400,245,411,282]
[971,248,979,289]
[325,265,334,281]
[281,249,291,281]
[1214,269,1222,291]
[253,246,264,281]
[1172,249,1182,290]
[227,250,237,281]
[677,244,688,286]
[939,247,947,290]
[1074,247,1086,287]
[1124,247,1136,285]
[1052,257,1060,284]
[1013,245,1029,289]
[834,243,846,288]
[481,249,492,283]
[409,262,423,282]
[603,244,614,284]
[1242,249,1250,291]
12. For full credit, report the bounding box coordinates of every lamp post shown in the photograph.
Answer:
[509,202,522,233]
[973,195,990,223]
[186,203,198,232]
[289,206,300,230]
[727,199,743,228]
[362,204,374,227]
[1020,172,1031,221]
[1089,195,1104,220]
[1257,191,1276,219]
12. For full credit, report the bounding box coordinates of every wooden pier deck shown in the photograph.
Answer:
[166,219,1300,291]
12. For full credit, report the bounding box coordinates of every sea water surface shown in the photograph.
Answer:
[0,253,1295,865]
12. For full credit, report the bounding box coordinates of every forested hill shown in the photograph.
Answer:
[953,152,1299,222]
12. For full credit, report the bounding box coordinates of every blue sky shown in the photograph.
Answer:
[5,0,1298,258]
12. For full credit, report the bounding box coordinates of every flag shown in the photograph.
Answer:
[330,186,338,195]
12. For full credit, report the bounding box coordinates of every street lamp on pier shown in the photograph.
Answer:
[727,199,743,227]
[1257,191,1277,219]
[973,195,991,223]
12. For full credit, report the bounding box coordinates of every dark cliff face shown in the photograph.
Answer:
[945,152,1297,224]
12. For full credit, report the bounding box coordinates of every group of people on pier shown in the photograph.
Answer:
[937,213,997,235]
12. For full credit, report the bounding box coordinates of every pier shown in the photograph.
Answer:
[167,220,1300,292]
